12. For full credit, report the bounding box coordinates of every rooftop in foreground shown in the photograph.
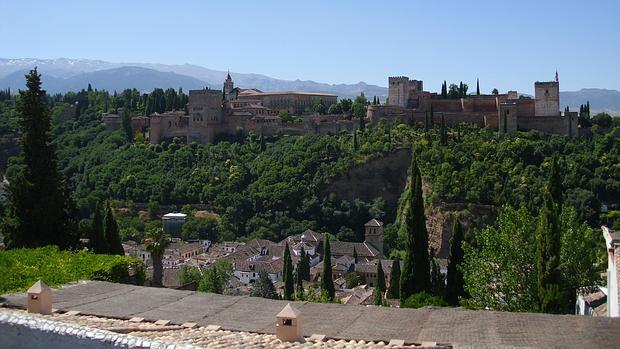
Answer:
[2,281,620,349]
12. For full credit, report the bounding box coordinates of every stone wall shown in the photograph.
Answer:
[518,114,578,137]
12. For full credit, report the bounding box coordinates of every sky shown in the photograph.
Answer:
[1,0,619,94]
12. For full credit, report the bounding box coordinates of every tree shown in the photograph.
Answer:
[104,201,124,255]
[299,247,310,281]
[198,259,233,294]
[547,157,563,207]
[536,193,563,313]
[387,258,401,299]
[346,271,365,288]
[476,79,480,95]
[90,203,107,253]
[374,261,386,305]
[295,260,305,300]
[430,248,445,297]
[353,247,358,263]
[144,228,171,287]
[321,234,335,300]
[313,99,326,115]
[250,270,278,299]
[440,113,447,145]
[121,105,133,141]
[178,265,202,286]
[283,243,294,300]
[400,152,431,302]
[448,84,459,99]
[491,88,499,95]
[445,219,465,306]
[352,94,367,131]
[2,68,78,250]
[441,81,448,99]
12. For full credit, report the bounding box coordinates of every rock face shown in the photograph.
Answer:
[324,148,411,221]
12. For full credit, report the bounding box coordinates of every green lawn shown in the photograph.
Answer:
[0,246,144,294]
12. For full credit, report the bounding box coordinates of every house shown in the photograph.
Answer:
[576,286,607,316]
[602,226,620,317]
[355,259,394,288]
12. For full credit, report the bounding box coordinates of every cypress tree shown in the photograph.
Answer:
[359,113,365,131]
[353,131,359,151]
[104,201,124,255]
[353,247,358,263]
[400,152,431,302]
[547,157,562,207]
[283,243,294,300]
[90,203,107,253]
[374,261,386,305]
[121,105,133,141]
[2,68,78,250]
[430,248,444,296]
[299,246,310,281]
[321,234,335,300]
[476,78,480,95]
[387,258,401,299]
[440,113,447,145]
[445,219,465,306]
[536,193,563,313]
[296,259,304,300]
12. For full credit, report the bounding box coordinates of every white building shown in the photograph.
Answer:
[602,226,620,317]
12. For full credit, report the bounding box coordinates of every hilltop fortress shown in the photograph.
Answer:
[147,74,352,144]
[368,76,578,137]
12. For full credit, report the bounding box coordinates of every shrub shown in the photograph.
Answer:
[400,291,448,308]
[0,246,144,293]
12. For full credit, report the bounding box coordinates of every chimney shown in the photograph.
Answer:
[27,280,52,315]
[276,303,304,342]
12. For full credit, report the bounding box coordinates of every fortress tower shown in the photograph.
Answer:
[534,81,560,116]
[188,89,224,144]
[364,219,384,256]
[388,76,424,108]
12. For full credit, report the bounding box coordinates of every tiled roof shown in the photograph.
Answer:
[330,241,380,258]
[364,219,383,227]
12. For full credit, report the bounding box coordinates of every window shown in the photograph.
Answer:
[282,319,292,326]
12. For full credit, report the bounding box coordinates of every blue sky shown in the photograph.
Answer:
[2,0,619,93]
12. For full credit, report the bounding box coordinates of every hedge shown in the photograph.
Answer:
[0,246,144,294]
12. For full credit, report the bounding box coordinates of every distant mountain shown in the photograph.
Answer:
[560,89,620,116]
[0,66,211,94]
[0,58,388,99]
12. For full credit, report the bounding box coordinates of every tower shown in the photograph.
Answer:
[534,81,560,116]
[364,219,384,256]
[224,72,234,101]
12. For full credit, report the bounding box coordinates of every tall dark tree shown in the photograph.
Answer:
[430,248,445,296]
[536,193,564,313]
[283,243,294,300]
[353,247,358,263]
[441,80,448,99]
[400,152,431,302]
[104,201,124,255]
[299,247,310,281]
[374,261,386,305]
[547,157,563,207]
[2,68,78,249]
[387,258,401,299]
[295,259,305,300]
[440,113,447,145]
[90,203,107,253]
[321,234,335,300]
[445,219,465,306]
[121,105,133,141]
[476,79,480,95]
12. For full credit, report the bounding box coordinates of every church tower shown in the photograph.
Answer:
[364,219,384,256]
[224,72,234,101]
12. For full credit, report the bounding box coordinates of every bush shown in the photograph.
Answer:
[0,246,145,293]
[400,292,448,308]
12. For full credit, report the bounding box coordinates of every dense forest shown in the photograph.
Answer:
[1,86,619,246]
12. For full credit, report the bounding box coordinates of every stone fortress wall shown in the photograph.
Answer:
[369,75,578,137]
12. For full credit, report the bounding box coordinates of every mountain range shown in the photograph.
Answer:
[0,58,618,115]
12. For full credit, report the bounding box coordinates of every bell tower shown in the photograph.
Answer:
[224,72,234,101]
[364,219,384,256]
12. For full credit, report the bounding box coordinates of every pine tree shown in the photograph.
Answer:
[445,219,465,306]
[353,247,358,263]
[387,258,401,299]
[90,203,107,253]
[400,152,431,303]
[283,243,294,300]
[2,68,78,249]
[374,261,386,305]
[104,201,124,255]
[321,234,335,300]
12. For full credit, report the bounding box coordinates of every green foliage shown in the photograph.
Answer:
[374,261,386,305]
[104,202,124,255]
[181,215,220,241]
[144,228,171,287]
[463,205,602,313]
[401,291,448,309]
[198,259,232,294]
[321,234,335,300]
[250,270,279,299]
[299,247,310,281]
[345,271,365,288]
[0,246,144,294]
[178,265,202,286]
[90,202,107,253]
